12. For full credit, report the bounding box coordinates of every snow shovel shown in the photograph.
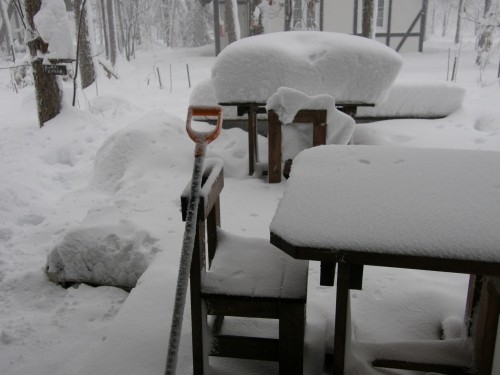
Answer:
[165,106,223,375]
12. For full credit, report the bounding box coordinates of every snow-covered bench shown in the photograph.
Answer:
[181,159,308,374]
[356,79,466,122]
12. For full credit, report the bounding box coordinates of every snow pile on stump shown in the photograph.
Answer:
[46,221,159,290]
[357,80,466,118]
[212,31,403,104]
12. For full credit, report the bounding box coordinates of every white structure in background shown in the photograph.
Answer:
[212,0,428,54]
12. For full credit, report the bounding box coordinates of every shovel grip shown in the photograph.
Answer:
[186,106,223,152]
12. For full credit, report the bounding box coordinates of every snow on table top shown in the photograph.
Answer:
[270,145,500,262]
[356,80,465,118]
[212,31,403,105]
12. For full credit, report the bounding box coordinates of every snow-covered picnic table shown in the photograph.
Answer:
[270,145,500,374]
[210,31,403,180]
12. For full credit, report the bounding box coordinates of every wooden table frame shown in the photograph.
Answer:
[270,233,500,374]
[219,102,371,182]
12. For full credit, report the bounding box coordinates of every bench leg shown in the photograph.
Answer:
[279,302,305,375]
[333,262,352,375]
[474,276,500,375]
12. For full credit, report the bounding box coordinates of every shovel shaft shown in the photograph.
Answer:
[165,106,223,375]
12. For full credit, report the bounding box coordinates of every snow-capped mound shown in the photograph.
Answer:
[46,221,160,289]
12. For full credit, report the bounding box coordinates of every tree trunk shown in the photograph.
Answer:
[476,0,494,66]
[74,0,96,89]
[454,0,464,44]
[106,0,117,66]
[0,0,14,60]
[293,0,302,29]
[306,0,316,30]
[362,0,377,38]
[115,0,125,54]
[100,0,110,59]
[25,0,62,127]
[250,0,264,35]
[225,0,239,43]
[284,0,292,31]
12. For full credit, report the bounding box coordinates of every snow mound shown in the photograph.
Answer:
[90,110,189,193]
[46,221,160,289]
[33,0,75,60]
[212,31,403,104]
[357,80,466,118]
[267,87,355,159]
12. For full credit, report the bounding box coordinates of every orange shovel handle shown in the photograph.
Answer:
[186,106,223,147]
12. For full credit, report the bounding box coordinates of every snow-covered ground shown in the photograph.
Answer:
[0,36,499,375]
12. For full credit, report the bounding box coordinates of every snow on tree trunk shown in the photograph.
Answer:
[362,0,377,39]
[0,0,14,61]
[292,0,302,29]
[74,0,96,89]
[225,0,240,44]
[250,0,264,35]
[475,0,495,67]
[25,0,62,127]
[106,0,117,66]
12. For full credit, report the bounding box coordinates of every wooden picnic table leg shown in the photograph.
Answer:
[248,105,256,176]
[473,276,500,374]
[268,110,282,183]
[333,262,352,375]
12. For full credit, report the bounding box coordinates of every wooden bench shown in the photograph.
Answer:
[181,160,309,375]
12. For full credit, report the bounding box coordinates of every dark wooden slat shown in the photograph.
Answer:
[268,110,282,183]
[279,303,305,375]
[333,262,351,374]
[474,277,500,374]
[205,295,280,319]
[320,261,335,286]
[210,335,279,361]
[372,359,471,374]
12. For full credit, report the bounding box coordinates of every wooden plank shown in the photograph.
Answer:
[474,276,500,374]
[279,303,305,375]
[333,262,351,374]
[349,264,363,290]
[464,274,484,336]
[267,110,282,183]
[372,359,470,374]
[210,335,279,361]
[205,295,280,319]
[320,261,335,286]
